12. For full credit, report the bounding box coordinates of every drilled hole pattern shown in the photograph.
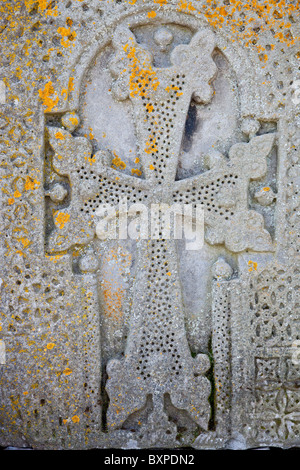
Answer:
[212,284,231,415]
[76,170,147,215]
[141,74,186,184]
[173,174,238,219]
[136,240,182,382]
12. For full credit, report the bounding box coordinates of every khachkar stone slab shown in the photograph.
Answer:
[0,1,299,450]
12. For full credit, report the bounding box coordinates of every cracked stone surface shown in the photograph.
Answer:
[0,0,299,450]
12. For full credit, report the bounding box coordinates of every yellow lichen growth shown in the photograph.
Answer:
[146,103,154,113]
[46,343,55,350]
[193,0,299,54]
[112,152,126,170]
[55,131,65,140]
[248,260,258,272]
[123,38,160,99]
[57,26,77,48]
[25,176,40,191]
[38,82,59,112]
[72,415,80,423]
[68,77,75,92]
[148,11,157,18]
[54,211,70,229]
[177,1,196,12]
[70,116,78,126]
[63,368,72,375]
[24,0,56,15]
[145,136,158,154]
[166,84,183,97]
[131,168,142,176]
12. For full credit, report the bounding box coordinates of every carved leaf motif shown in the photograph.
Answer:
[223,211,273,252]
[171,29,217,104]
[229,133,275,179]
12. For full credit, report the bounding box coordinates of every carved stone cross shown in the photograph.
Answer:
[47,26,275,433]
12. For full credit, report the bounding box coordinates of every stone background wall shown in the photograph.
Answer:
[0,0,299,449]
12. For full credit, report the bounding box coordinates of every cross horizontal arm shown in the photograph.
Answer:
[172,133,275,253]
[47,126,150,252]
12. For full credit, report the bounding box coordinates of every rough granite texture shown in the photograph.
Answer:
[0,0,299,450]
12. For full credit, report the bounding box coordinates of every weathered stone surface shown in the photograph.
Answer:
[0,0,299,450]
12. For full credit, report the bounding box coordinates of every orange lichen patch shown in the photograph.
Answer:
[148,11,157,18]
[146,103,154,113]
[197,0,299,54]
[24,0,55,15]
[131,168,142,176]
[46,343,55,350]
[25,176,40,191]
[38,81,59,112]
[149,164,155,170]
[112,152,126,170]
[123,38,160,99]
[263,187,270,191]
[8,198,15,205]
[69,115,79,127]
[84,154,97,166]
[166,272,171,276]
[63,368,72,376]
[248,260,258,272]
[145,136,158,154]
[166,84,182,97]
[55,131,65,140]
[259,53,268,62]
[54,211,70,229]
[68,77,75,92]
[72,415,80,423]
[177,1,196,12]
[20,238,30,248]
[57,26,77,48]
[14,190,21,198]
